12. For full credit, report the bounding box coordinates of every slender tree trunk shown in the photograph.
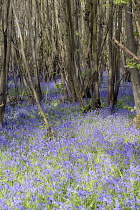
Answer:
[27,0,42,102]
[12,1,49,128]
[114,5,122,105]
[125,1,140,127]
[92,0,101,108]
[108,0,115,108]
[62,0,84,106]
[132,0,140,38]
[83,0,93,99]
[0,0,12,126]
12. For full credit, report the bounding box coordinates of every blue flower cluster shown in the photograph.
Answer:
[0,80,140,209]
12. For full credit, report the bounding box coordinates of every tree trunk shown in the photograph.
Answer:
[125,1,140,127]
[0,0,12,126]
[62,0,84,106]
[132,0,140,38]
[108,0,115,109]
[12,1,49,128]
[114,5,122,105]
[27,0,42,102]
[92,0,101,108]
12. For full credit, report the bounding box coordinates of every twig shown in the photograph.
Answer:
[112,38,140,63]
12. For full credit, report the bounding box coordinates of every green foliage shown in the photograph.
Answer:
[126,59,140,69]
[75,31,80,37]
[100,96,108,108]
[115,94,134,110]
[123,105,136,112]
[81,100,93,113]
[82,40,88,46]
[115,99,125,109]
[55,83,64,89]
[103,3,110,7]
[133,31,139,36]
[38,110,48,117]
[113,0,130,4]
[77,13,82,17]
[103,0,129,7]
[55,82,64,94]
[51,101,60,107]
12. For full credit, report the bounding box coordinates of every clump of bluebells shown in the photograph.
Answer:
[0,80,140,210]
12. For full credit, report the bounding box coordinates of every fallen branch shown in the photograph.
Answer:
[112,38,140,64]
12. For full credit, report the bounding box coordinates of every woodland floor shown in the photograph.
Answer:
[0,76,140,209]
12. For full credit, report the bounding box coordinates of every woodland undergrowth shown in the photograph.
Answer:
[0,80,140,210]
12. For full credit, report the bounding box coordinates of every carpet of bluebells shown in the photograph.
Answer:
[0,74,140,210]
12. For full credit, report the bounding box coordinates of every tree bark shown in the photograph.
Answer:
[0,0,12,126]
[12,1,49,128]
[114,5,122,105]
[27,0,42,102]
[113,38,140,63]
[108,0,115,108]
[61,0,84,106]
[125,1,140,127]
[92,0,101,108]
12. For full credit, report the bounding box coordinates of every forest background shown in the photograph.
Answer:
[0,0,140,209]
[0,0,140,127]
